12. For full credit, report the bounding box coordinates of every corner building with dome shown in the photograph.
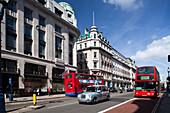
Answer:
[77,25,136,89]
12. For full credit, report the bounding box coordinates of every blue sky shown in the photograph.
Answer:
[56,0,170,81]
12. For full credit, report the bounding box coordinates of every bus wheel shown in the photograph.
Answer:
[92,97,97,104]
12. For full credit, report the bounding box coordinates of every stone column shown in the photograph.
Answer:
[18,59,25,96]
[17,1,24,53]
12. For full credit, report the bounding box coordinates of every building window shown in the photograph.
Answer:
[80,64,82,70]
[85,62,88,69]
[24,8,32,20]
[94,42,96,46]
[80,44,82,49]
[94,52,97,58]
[85,53,87,59]
[24,40,32,55]
[94,62,97,68]
[24,24,32,37]
[25,63,46,75]
[39,45,45,58]
[6,35,16,51]
[39,16,45,27]
[55,37,62,58]
[6,16,16,30]
[39,30,45,41]
[39,30,45,58]
[94,34,96,38]
[55,25,61,33]
[85,43,87,48]
[69,44,73,65]
[7,0,16,12]
[55,7,63,17]
[80,54,82,60]
[68,14,72,18]
[1,59,17,73]
[6,16,16,51]
[24,23,32,55]
[69,35,74,43]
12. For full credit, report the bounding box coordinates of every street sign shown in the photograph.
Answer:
[110,83,112,87]
[9,78,11,84]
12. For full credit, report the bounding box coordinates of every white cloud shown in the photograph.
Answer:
[103,0,143,11]
[101,26,106,29]
[152,35,157,39]
[131,35,170,61]
[127,40,132,45]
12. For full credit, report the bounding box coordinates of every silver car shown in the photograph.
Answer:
[77,85,110,104]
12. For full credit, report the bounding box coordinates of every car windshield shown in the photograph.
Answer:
[86,87,97,92]
[135,82,155,91]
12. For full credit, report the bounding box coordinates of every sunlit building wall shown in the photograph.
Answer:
[1,0,80,96]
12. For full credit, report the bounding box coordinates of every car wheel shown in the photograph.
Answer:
[79,102,83,104]
[106,95,110,100]
[92,97,97,104]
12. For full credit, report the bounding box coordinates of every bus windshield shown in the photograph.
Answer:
[135,82,155,91]
[137,67,154,75]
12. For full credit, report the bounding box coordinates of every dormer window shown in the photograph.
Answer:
[55,7,63,17]
[38,0,46,5]
[94,34,96,38]
[68,14,72,18]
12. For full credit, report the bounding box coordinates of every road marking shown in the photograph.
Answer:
[98,98,136,113]
[151,93,163,113]
[47,101,78,109]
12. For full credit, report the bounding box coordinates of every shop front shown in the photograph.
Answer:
[1,59,20,97]
[52,68,65,93]
[24,63,47,96]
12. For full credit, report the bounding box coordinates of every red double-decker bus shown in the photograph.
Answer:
[65,73,104,96]
[135,66,160,97]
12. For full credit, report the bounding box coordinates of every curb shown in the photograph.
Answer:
[5,95,66,104]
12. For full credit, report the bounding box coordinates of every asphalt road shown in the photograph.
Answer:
[6,91,135,113]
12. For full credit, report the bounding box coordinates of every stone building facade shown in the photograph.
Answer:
[77,25,136,89]
[1,0,80,96]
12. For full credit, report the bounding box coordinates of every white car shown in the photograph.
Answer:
[77,85,110,104]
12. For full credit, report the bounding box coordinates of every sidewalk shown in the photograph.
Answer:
[5,93,66,103]
[155,91,170,113]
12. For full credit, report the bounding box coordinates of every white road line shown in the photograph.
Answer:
[47,101,78,109]
[98,98,136,113]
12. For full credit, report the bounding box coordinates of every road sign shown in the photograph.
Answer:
[9,78,11,84]
[110,83,112,87]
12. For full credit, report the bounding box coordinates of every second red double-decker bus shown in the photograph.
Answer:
[135,66,160,97]
[65,73,104,96]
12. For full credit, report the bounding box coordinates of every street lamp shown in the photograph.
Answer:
[0,0,10,112]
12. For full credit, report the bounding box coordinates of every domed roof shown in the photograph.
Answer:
[90,25,98,32]
[59,2,74,14]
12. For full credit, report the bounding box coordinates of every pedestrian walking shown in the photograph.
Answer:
[48,87,51,96]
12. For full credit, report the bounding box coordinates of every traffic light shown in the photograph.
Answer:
[168,55,170,62]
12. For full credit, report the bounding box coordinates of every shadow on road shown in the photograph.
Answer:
[131,97,159,113]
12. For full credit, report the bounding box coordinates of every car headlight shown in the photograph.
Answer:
[78,94,81,98]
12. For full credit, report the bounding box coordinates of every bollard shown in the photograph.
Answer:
[33,94,37,106]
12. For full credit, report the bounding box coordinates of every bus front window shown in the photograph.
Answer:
[135,82,155,91]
